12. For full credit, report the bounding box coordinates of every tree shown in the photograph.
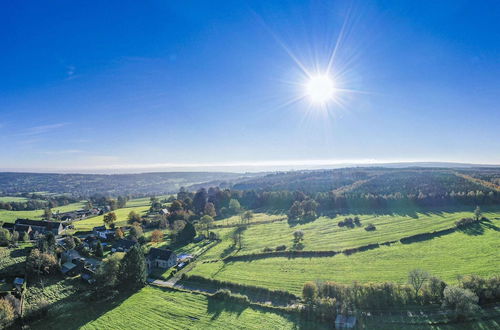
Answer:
[11,231,19,243]
[128,211,142,224]
[0,228,12,246]
[292,230,305,250]
[228,199,241,214]
[94,241,104,258]
[200,215,214,237]
[240,210,254,225]
[177,221,196,243]
[302,199,318,219]
[408,269,429,298]
[95,252,124,290]
[117,196,127,208]
[0,298,15,329]
[442,286,479,320]
[129,223,144,241]
[302,281,318,302]
[119,245,147,290]
[26,248,58,276]
[288,201,303,220]
[103,212,117,228]
[474,206,482,221]
[43,207,52,221]
[64,236,75,250]
[20,231,29,242]
[115,227,125,239]
[204,202,217,218]
[150,229,164,243]
[193,188,208,214]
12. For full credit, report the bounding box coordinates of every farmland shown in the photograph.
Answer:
[32,286,315,330]
[0,201,87,223]
[190,220,500,296]
[234,208,500,255]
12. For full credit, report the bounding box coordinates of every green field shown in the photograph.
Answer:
[0,196,30,202]
[73,205,150,231]
[32,286,317,330]
[190,220,500,296]
[236,209,500,255]
[214,213,285,227]
[0,201,87,223]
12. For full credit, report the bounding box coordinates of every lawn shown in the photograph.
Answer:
[237,209,500,254]
[32,286,319,330]
[190,220,500,296]
[0,245,30,276]
[73,206,150,231]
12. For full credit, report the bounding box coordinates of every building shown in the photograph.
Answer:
[335,315,356,329]
[92,226,114,240]
[14,219,64,237]
[112,239,137,253]
[146,248,177,269]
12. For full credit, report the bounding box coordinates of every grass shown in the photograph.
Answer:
[237,209,500,254]
[0,196,30,202]
[73,206,150,231]
[215,213,285,227]
[0,245,30,276]
[189,220,500,296]
[0,201,87,223]
[32,286,318,330]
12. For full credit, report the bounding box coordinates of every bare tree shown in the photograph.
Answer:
[408,269,429,298]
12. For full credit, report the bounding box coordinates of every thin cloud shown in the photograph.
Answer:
[18,122,69,136]
[39,149,84,155]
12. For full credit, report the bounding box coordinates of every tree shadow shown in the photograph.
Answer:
[457,222,485,236]
[480,218,500,232]
[206,297,247,320]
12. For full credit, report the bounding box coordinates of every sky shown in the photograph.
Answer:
[1,0,499,173]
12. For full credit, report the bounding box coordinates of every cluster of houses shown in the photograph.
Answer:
[2,218,66,239]
[56,207,107,221]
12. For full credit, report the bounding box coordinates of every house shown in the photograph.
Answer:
[146,248,177,269]
[93,226,114,240]
[160,208,169,216]
[335,315,356,329]
[14,219,64,237]
[61,249,82,264]
[112,239,137,253]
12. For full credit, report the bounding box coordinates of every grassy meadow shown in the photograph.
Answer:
[73,205,150,231]
[190,220,500,296]
[0,201,87,223]
[237,209,500,255]
[32,286,317,330]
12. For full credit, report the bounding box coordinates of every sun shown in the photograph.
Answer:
[305,75,335,104]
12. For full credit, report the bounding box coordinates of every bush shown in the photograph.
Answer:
[212,289,250,305]
[442,286,480,320]
[338,218,355,228]
[275,245,287,251]
[365,223,376,231]
[455,217,476,228]
[302,281,318,301]
[262,247,273,252]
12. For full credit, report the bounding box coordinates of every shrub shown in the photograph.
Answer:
[262,247,273,252]
[212,289,250,305]
[302,281,318,301]
[365,223,376,231]
[338,217,355,228]
[275,245,287,251]
[442,286,480,320]
[455,217,476,228]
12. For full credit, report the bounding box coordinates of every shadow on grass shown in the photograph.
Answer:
[26,287,138,330]
[457,222,485,236]
[206,297,247,320]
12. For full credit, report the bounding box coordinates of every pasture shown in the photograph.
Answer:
[237,209,500,255]
[32,286,315,330]
[73,205,150,231]
[190,220,500,296]
[0,201,87,223]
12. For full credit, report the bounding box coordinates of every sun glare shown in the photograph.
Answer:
[306,75,335,104]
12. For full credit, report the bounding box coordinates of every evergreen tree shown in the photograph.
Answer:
[95,241,104,258]
[178,221,196,243]
[119,245,147,290]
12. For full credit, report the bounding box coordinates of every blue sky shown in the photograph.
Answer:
[1,0,499,172]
